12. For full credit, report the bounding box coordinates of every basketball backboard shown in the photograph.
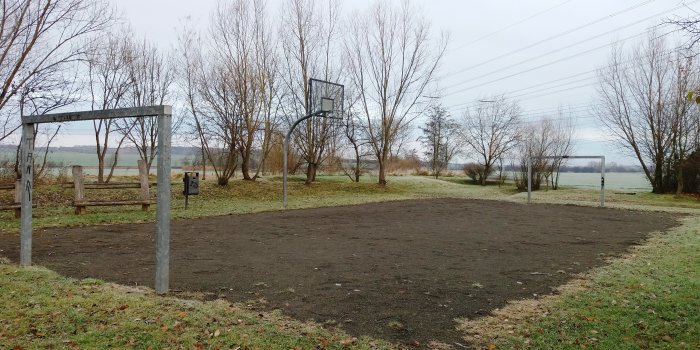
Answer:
[308,78,344,118]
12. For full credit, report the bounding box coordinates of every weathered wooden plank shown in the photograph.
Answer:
[0,204,37,210]
[60,182,157,189]
[73,200,152,206]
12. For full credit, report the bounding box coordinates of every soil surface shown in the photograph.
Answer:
[0,199,681,347]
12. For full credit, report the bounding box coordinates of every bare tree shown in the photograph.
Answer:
[279,0,343,184]
[210,0,278,181]
[13,65,81,179]
[338,94,371,182]
[176,25,213,182]
[509,116,575,191]
[668,53,698,195]
[0,0,113,143]
[85,29,135,183]
[667,15,700,50]
[345,0,447,186]
[595,34,693,193]
[177,0,280,187]
[119,37,175,174]
[542,112,575,189]
[418,105,461,178]
[461,96,521,185]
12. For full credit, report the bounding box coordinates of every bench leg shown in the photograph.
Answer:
[142,204,150,212]
[75,206,86,215]
[14,208,20,219]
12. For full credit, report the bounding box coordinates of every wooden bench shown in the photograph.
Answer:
[0,180,37,218]
[70,160,153,215]
[0,181,22,218]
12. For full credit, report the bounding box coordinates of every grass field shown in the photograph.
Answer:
[0,175,698,349]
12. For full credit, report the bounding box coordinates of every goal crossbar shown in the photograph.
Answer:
[527,155,605,207]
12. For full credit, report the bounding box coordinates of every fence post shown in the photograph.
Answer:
[138,160,150,211]
[13,180,21,219]
[72,165,86,215]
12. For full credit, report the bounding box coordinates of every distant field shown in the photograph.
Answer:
[0,150,191,169]
[557,172,651,191]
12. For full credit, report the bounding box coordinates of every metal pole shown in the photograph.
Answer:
[282,112,319,209]
[527,156,532,204]
[600,156,606,207]
[155,113,172,294]
[283,132,289,209]
[20,123,34,266]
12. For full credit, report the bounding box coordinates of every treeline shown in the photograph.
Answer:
[4,1,700,193]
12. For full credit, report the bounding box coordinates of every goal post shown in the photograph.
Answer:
[20,105,173,294]
[527,155,606,207]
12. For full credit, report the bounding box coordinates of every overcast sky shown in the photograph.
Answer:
[55,0,700,165]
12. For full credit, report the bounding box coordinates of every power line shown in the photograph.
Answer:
[444,76,597,111]
[447,0,576,53]
[444,16,673,90]
[442,28,682,98]
[443,42,685,113]
[441,0,659,79]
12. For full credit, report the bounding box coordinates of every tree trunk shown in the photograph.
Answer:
[653,157,664,193]
[305,163,316,185]
[201,144,206,181]
[676,162,684,196]
[241,151,253,181]
[378,160,387,186]
[97,158,105,183]
[480,165,490,186]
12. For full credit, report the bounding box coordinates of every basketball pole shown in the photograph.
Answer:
[283,110,326,209]
[283,114,314,209]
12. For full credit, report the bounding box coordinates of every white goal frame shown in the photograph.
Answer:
[527,155,606,207]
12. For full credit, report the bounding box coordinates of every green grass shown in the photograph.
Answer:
[466,215,700,349]
[0,259,390,349]
[1,174,700,349]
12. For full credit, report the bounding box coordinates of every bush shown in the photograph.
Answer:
[463,163,494,184]
[463,163,481,182]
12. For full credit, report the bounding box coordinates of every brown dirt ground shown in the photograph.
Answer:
[0,199,681,347]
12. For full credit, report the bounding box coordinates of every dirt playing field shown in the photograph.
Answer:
[0,199,681,347]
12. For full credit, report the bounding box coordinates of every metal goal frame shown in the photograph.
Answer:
[19,105,173,294]
[527,155,606,207]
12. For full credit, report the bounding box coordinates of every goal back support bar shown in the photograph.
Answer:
[527,155,605,207]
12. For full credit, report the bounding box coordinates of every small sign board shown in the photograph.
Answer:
[184,172,199,195]
[183,172,199,210]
